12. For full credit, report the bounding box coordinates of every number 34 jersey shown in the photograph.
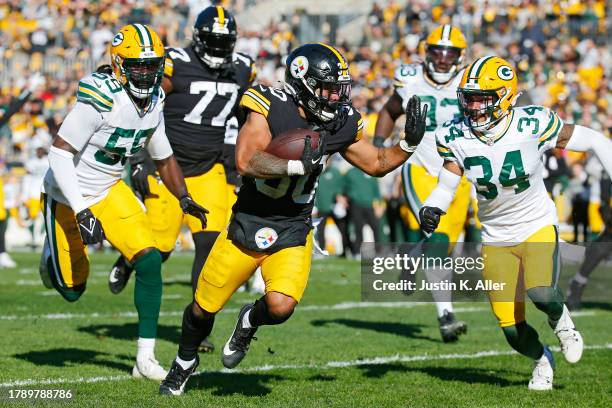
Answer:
[43,72,172,208]
[394,63,464,176]
[435,105,564,243]
[163,47,255,177]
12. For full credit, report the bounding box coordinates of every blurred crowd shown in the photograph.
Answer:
[0,0,609,251]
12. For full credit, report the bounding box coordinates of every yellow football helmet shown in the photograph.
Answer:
[424,24,467,84]
[110,24,165,100]
[457,56,519,129]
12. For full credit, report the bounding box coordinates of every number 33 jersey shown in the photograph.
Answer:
[394,63,464,176]
[43,72,172,208]
[435,105,564,243]
[163,47,255,177]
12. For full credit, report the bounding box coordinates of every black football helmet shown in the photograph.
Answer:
[284,43,352,123]
[192,6,237,69]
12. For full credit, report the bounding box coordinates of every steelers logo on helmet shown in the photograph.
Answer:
[112,32,123,47]
[284,43,352,124]
[290,56,309,79]
[497,65,514,80]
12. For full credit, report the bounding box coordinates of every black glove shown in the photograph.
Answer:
[180,194,209,229]
[419,206,445,235]
[300,132,326,174]
[76,208,105,245]
[130,163,153,198]
[404,95,428,148]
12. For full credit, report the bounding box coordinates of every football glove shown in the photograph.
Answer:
[180,194,209,229]
[419,206,445,235]
[404,95,428,148]
[130,163,153,198]
[300,132,326,174]
[76,208,105,245]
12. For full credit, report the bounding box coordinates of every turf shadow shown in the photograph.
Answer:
[14,347,132,372]
[77,323,180,343]
[188,372,283,397]
[310,318,437,342]
[579,301,612,311]
[358,363,529,387]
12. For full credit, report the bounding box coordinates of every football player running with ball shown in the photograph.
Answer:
[39,24,208,380]
[108,6,256,301]
[159,43,428,396]
[375,24,470,342]
[420,56,612,390]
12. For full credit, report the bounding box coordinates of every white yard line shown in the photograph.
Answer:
[0,301,600,322]
[1,344,610,388]
[0,302,485,321]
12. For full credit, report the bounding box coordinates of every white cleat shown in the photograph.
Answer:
[550,305,584,363]
[132,356,168,381]
[528,346,555,391]
[0,252,17,268]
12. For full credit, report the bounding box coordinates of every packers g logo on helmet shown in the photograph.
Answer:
[424,24,467,84]
[110,24,165,101]
[457,56,520,129]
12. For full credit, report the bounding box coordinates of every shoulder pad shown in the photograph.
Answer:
[76,72,120,112]
[240,85,277,117]
[393,64,421,88]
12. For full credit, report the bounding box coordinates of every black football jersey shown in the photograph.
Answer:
[227,84,363,252]
[163,46,255,177]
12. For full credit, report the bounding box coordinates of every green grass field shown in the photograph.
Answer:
[0,251,610,407]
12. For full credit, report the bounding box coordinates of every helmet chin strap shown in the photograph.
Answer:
[428,63,457,84]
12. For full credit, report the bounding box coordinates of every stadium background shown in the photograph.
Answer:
[0,0,609,253]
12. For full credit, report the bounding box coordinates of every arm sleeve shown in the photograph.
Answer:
[565,124,612,177]
[423,166,462,212]
[48,146,88,213]
[57,102,103,152]
[146,115,173,160]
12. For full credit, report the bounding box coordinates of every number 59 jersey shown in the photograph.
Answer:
[163,47,256,177]
[435,105,564,243]
[394,63,464,176]
[43,72,171,208]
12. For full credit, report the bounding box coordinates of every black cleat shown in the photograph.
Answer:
[438,310,467,343]
[108,256,134,294]
[566,278,586,311]
[222,304,257,369]
[159,355,199,396]
[198,336,215,353]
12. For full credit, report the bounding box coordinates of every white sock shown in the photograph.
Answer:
[242,309,253,329]
[435,301,453,317]
[137,337,155,360]
[572,273,588,284]
[175,355,196,370]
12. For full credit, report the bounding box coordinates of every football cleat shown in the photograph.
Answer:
[132,355,168,381]
[159,356,199,396]
[528,346,555,391]
[108,256,134,294]
[222,303,257,369]
[549,305,584,363]
[198,336,215,353]
[566,278,586,311]
[438,310,467,343]
[0,252,16,268]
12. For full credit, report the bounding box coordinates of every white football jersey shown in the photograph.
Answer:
[394,63,464,176]
[43,72,172,208]
[23,156,49,200]
[435,105,564,243]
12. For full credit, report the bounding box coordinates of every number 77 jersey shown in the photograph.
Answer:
[435,105,564,243]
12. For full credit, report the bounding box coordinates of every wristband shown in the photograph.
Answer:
[399,140,417,153]
[287,160,305,176]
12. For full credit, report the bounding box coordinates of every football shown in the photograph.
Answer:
[265,128,320,160]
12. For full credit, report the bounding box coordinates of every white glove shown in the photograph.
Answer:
[26,72,45,93]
